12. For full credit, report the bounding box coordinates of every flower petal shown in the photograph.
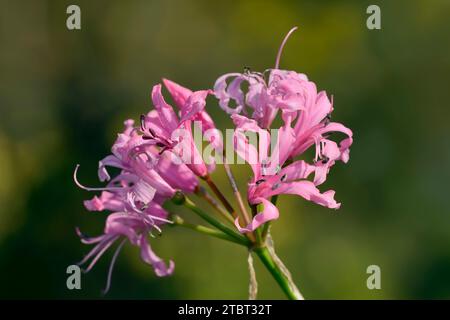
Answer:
[98,155,125,182]
[151,84,179,133]
[235,197,279,233]
[156,150,198,193]
[280,160,315,182]
[214,73,246,114]
[232,114,270,177]
[162,78,192,110]
[132,179,156,205]
[179,90,211,124]
[84,191,125,212]
[139,234,175,277]
[271,181,341,209]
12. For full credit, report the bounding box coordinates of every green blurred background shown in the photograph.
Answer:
[1,0,449,299]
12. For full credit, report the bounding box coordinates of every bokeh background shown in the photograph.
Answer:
[1,0,449,299]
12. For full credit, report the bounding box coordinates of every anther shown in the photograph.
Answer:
[271,183,281,190]
[321,114,331,126]
[140,114,146,131]
[256,179,266,185]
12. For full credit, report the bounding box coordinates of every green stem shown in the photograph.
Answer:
[223,162,252,226]
[195,186,235,225]
[171,215,243,245]
[173,193,250,246]
[254,246,303,300]
[203,174,256,243]
[203,175,237,219]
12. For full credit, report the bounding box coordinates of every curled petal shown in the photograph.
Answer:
[214,73,246,114]
[268,71,316,112]
[235,198,279,233]
[321,139,341,161]
[275,181,341,209]
[311,139,342,185]
[98,155,125,182]
[317,122,353,140]
[139,234,175,277]
[339,137,353,163]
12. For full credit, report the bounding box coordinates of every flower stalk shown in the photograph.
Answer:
[171,214,243,245]
[202,174,237,219]
[254,246,303,300]
[223,162,252,226]
[195,185,235,225]
[173,192,303,300]
[172,192,250,246]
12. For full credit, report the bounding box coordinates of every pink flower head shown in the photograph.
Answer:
[73,117,200,292]
[140,80,220,177]
[214,27,353,233]
[76,196,174,294]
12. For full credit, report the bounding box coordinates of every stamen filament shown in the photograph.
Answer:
[74,165,125,192]
[102,239,126,295]
[83,236,119,273]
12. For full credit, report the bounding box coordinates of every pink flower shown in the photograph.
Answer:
[140,81,219,177]
[76,119,198,207]
[213,27,353,233]
[214,68,321,130]
[213,28,305,129]
[74,116,200,292]
[231,114,341,233]
[76,197,174,294]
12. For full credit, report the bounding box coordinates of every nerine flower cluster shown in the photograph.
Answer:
[74,30,353,293]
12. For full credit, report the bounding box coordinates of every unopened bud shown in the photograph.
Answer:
[171,191,186,205]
